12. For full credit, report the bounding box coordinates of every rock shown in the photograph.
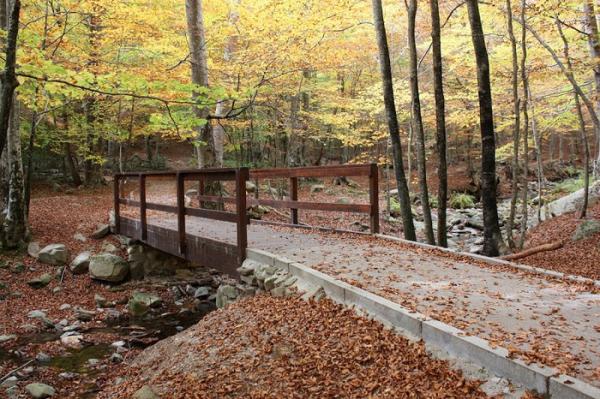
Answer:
[336,197,352,204]
[245,180,257,193]
[60,332,84,349]
[27,274,53,289]
[572,219,600,242]
[58,372,77,380]
[37,244,69,266]
[271,286,291,297]
[101,242,119,254]
[59,304,71,311]
[89,254,129,283]
[110,353,123,363]
[36,352,51,364]
[301,286,325,302]
[11,263,25,274]
[132,385,161,399]
[193,286,210,299]
[25,383,55,398]
[310,184,324,193]
[73,233,87,243]
[237,259,260,276]
[70,252,91,275]
[0,334,17,343]
[128,292,162,317]
[1,376,18,388]
[94,294,107,308]
[264,274,280,291]
[91,224,110,239]
[74,308,96,322]
[28,310,47,319]
[237,285,256,298]
[27,242,41,258]
[240,274,257,286]
[216,285,239,309]
[254,264,277,287]
[104,309,123,324]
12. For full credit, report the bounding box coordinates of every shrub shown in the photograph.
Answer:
[449,193,475,209]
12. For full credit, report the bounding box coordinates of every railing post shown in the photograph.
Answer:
[113,175,121,235]
[139,174,147,241]
[176,172,186,256]
[369,163,380,234]
[236,167,249,266]
[290,177,299,225]
[198,176,205,209]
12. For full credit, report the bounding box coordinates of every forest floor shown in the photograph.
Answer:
[1,176,598,397]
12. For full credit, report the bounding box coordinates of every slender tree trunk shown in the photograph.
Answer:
[505,0,520,250]
[0,0,20,158]
[186,0,215,168]
[584,0,600,176]
[430,0,448,247]
[557,20,591,218]
[406,0,434,244]
[466,0,504,256]
[371,0,416,240]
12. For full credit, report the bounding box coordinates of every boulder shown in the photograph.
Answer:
[101,242,119,254]
[572,219,600,242]
[245,180,257,193]
[89,254,129,283]
[27,273,53,289]
[216,284,239,309]
[73,233,87,243]
[70,252,92,275]
[25,383,55,398]
[37,244,69,266]
[91,224,110,239]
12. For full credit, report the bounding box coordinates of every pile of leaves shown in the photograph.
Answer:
[99,296,487,399]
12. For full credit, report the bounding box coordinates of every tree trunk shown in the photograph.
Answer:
[505,0,520,250]
[557,20,591,218]
[371,0,416,241]
[406,0,434,244]
[0,0,20,158]
[186,0,215,168]
[430,0,448,247]
[584,0,600,176]
[466,0,504,256]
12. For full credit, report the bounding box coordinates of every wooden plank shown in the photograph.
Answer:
[113,176,121,234]
[290,177,299,224]
[116,167,239,178]
[250,164,371,179]
[247,198,370,213]
[236,168,249,265]
[185,207,238,223]
[369,163,380,234]
[196,195,236,204]
[139,174,147,240]
[176,173,186,255]
[119,199,178,214]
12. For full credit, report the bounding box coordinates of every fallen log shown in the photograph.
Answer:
[500,240,564,261]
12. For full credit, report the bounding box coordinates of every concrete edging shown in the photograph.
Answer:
[375,234,600,288]
[246,248,600,399]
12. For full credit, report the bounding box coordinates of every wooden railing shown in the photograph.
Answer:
[195,163,379,234]
[114,168,249,265]
[113,164,379,272]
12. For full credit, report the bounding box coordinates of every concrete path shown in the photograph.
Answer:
[151,215,600,387]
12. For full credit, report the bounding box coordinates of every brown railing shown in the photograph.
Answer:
[114,168,249,266]
[113,164,379,274]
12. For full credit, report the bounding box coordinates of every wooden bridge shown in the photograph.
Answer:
[113,164,379,276]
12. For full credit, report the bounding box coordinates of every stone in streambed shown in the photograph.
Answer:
[128,292,162,317]
[27,273,53,289]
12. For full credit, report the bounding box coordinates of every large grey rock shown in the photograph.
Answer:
[89,254,129,283]
[132,385,160,399]
[37,244,69,266]
[572,219,600,242]
[216,285,239,309]
[536,180,600,225]
[70,252,91,275]
[91,224,110,239]
[25,383,55,398]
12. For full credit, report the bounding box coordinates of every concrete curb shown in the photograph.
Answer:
[375,234,600,288]
[247,248,600,399]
